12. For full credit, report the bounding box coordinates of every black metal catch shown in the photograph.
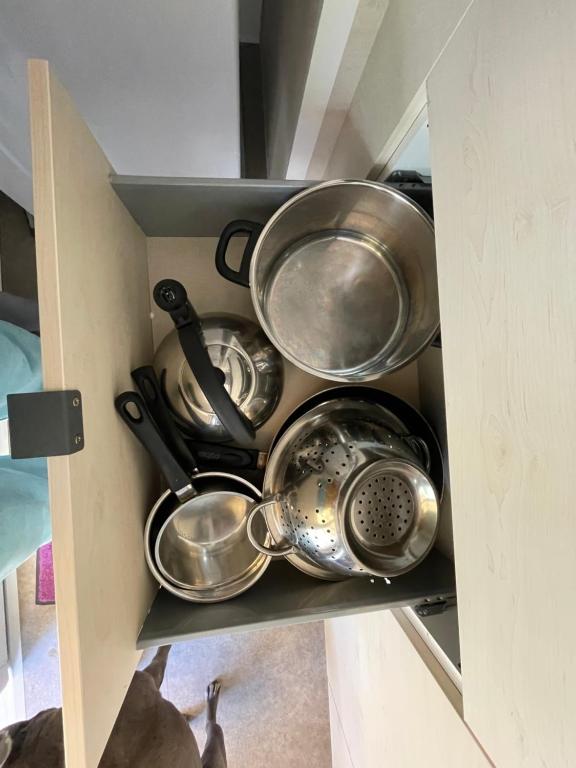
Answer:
[6,390,84,458]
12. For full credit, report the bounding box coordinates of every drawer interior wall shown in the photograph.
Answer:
[109,176,456,645]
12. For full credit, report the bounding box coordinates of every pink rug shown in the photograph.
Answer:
[36,542,55,605]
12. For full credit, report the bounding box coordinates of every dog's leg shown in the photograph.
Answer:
[201,680,227,768]
[143,645,171,689]
[206,680,221,724]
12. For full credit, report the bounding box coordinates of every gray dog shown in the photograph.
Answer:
[0,646,226,767]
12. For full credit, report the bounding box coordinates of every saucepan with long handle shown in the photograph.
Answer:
[115,391,270,602]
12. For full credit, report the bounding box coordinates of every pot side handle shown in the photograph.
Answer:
[247,497,297,557]
[215,220,263,288]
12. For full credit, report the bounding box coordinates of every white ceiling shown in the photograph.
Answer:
[0,0,241,212]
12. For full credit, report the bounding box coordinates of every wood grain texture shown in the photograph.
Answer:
[427,2,576,765]
[325,612,491,768]
[328,688,354,768]
[28,60,156,767]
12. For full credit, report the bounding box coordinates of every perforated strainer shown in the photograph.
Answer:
[246,399,439,579]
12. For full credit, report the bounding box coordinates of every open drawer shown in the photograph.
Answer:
[27,60,455,767]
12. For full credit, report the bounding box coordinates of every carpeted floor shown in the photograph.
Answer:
[16,555,332,767]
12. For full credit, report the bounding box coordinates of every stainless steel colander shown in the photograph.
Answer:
[246,399,439,579]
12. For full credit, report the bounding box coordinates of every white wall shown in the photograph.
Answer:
[0,0,241,212]
[321,0,470,179]
[392,120,431,176]
[260,0,323,179]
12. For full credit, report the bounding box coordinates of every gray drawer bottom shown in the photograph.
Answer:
[137,548,455,647]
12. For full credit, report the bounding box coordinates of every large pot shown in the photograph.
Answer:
[215,180,439,382]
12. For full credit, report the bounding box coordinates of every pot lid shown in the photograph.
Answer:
[154,314,282,442]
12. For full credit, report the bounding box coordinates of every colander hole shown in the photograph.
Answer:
[327,529,331,533]
[331,548,336,552]
[328,479,333,484]
[341,463,346,467]
[365,528,369,533]
[336,471,340,476]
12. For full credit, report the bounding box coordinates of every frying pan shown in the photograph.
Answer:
[270,387,444,498]
[115,391,269,602]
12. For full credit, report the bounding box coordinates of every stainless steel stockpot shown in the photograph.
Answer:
[216,180,439,382]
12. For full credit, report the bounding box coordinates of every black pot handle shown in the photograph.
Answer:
[153,279,255,445]
[187,440,266,471]
[131,366,197,473]
[215,220,263,287]
[115,391,196,501]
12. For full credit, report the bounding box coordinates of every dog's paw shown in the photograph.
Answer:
[206,679,222,701]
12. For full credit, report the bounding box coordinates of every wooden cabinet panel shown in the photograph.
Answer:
[328,689,353,768]
[325,611,490,767]
[427,2,576,765]
[29,60,156,767]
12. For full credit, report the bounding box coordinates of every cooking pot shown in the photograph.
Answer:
[215,180,439,382]
[115,391,270,602]
[153,279,283,444]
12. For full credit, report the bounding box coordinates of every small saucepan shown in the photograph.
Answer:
[115,391,270,602]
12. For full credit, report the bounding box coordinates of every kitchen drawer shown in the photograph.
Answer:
[27,60,455,767]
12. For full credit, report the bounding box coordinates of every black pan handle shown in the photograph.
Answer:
[153,279,255,445]
[215,220,263,288]
[115,391,196,501]
[131,365,197,473]
[187,440,266,471]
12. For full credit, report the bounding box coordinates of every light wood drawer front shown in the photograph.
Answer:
[428,0,576,765]
[325,612,491,768]
[29,59,156,768]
